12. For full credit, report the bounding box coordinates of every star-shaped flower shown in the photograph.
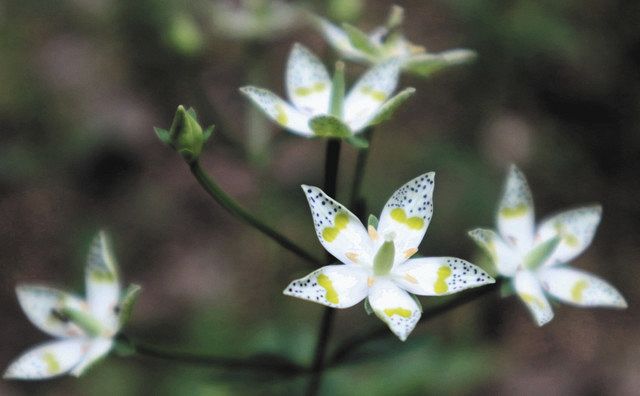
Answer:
[4,232,141,380]
[240,43,414,145]
[284,173,494,340]
[316,5,476,78]
[469,165,627,326]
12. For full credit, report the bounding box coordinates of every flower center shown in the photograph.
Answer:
[373,234,396,276]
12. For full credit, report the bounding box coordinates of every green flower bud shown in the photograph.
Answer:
[373,237,395,276]
[155,105,214,163]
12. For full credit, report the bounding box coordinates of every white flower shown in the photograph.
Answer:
[4,232,140,380]
[469,165,627,326]
[284,173,494,341]
[317,5,476,78]
[240,43,414,141]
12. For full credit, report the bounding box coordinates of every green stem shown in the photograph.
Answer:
[349,127,374,210]
[328,279,502,365]
[189,161,322,266]
[306,139,342,396]
[123,335,306,376]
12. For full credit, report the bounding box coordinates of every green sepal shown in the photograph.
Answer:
[154,127,171,143]
[345,134,369,149]
[309,115,352,138]
[364,298,373,315]
[404,49,477,77]
[369,87,416,126]
[410,293,423,313]
[524,237,561,270]
[342,23,379,57]
[329,61,345,118]
[203,125,215,142]
[373,239,395,276]
[368,214,379,229]
[385,5,405,31]
[118,283,142,328]
[500,279,515,297]
[113,335,136,357]
[59,307,103,337]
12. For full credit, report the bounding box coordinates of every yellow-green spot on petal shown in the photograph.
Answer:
[434,266,452,294]
[384,307,412,318]
[360,86,386,102]
[571,279,589,303]
[390,208,424,230]
[42,352,61,374]
[313,82,327,92]
[322,212,349,242]
[275,104,288,125]
[500,203,529,218]
[317,274,339,304]
[90,270,115,283]
[520,293,544,309]
[564,234,579,247]
[295,87,312,96]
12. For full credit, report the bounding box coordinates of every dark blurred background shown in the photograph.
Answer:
[1,0,639,394]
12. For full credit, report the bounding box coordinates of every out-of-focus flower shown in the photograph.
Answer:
[469,165,627,326]
[241,43,414,146]
[317,5,476,78]
[211,0,302,41]
[4,232,141,380]
[284,173,494,340]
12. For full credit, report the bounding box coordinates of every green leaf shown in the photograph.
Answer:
[368,214,379,229]
[118,283,142,328]
[404,49,477,77]
[524,237,561,270]
[346,134,369,149]
[343,23,380,57]
[369,87,415,125]
[309,115,351,138]
[329,61,345,118]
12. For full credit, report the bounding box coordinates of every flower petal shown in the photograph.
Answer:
[514,271,554,326]
[301,185,372,266]
[86,231,121,334]
[535,205,602,267]
[392,257,494,296]
[468,228,519,276]
[70,338,113,377]
[538,267,627,308]
[368,279,421,341]
[497,165,535,254]
[403,49,477,77]
[376,173,435,266]
[283,265,368,308]
[366,87,415,127]
[240,86,313,136]
[317,18,369,62]
[3,339,87,380]
[16,285,88,338]
[286,43,331,115]
[343,59,401,133]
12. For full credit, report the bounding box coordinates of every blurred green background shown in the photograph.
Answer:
[1,0,639,394]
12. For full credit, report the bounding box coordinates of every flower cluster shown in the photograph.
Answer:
[4,3,628,385]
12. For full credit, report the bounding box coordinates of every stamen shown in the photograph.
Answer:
[367,277,376,287]
[404,273,418,284]
[403,248,418,259]
[368,225,379,241]
[345,252,359,263]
